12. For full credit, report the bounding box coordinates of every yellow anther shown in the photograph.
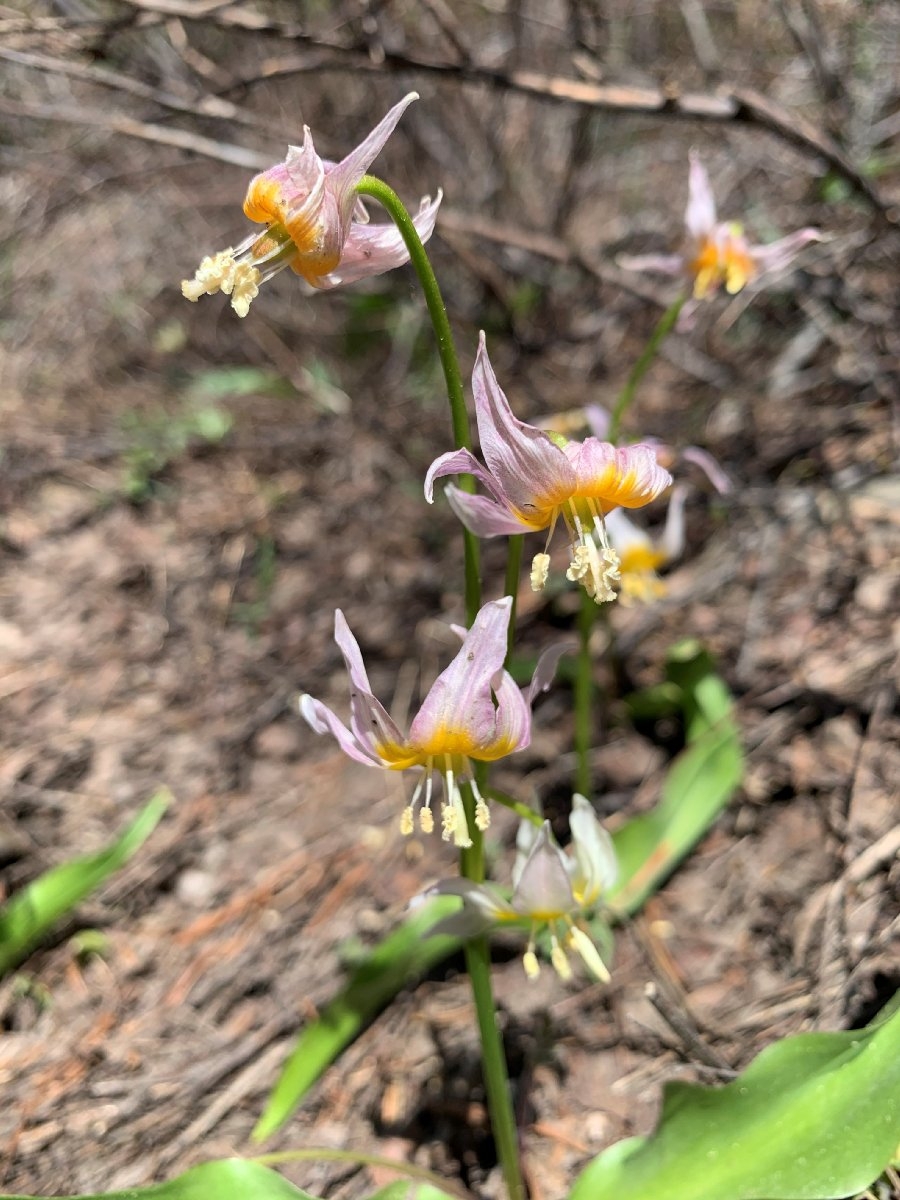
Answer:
[475,798,490,831]
[550,941,572,980]
[568,926,610,982]
[400,806,415,836]
[419,806,434,834]
[530,552,551,592]
[523,950,541,980]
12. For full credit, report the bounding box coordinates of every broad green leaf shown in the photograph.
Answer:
[1,1158,319,1200]
[569,998,900,1200]
[187,366,292,400]
[0,791,170,977]
[253,898,463,1140]
[366,1184,460,1200]
[608,641,743,916]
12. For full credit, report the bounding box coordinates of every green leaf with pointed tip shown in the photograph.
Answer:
[0,1158,320,1200]
[569,998,900,1200]
[0,791,170,978]
[608,641,743,916]
[253,898,463,1140]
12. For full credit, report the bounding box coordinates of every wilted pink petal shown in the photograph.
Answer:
[317,191,442,289]
[750,228,823,277]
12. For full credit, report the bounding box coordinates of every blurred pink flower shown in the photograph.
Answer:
[425,334,672,604]
[300,598,564,848]
[181,93,440,316]
[621,151,820,303]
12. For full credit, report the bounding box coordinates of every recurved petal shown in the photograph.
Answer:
[327,92,419,220]
[617,252,686,277]
[685,150,717,241]
[491,668,533,754]
[408,597,514,759]
[526,640,571,705]
[333,610,407,751]
[569,440,672,509]
[569,794,618,905]
[299,694,385,768]
[424,448,501,505]
[419,877,515,923]
[473,333,575,522]
[750,228,822,277]
[512,823,576,917]
[316,191,442,289]
[444,484,534,538]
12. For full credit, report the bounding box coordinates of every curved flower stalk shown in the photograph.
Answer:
[419,795,618,981]
[300,598,564,849]
[620,151,821,305]
[181,93,441,316]
[425,333,672,605]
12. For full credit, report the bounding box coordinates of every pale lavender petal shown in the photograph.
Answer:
[526,640,571,704]
[425,448,501,505]
[444,484,534,538]
[316,191,442,289]
[750,228,822,277]
[569,794,618,905]
[659,483,688,563]
[472,333,575,522]
[326,92,419,225]
[299,694,385,768]
[408,598,513,758]
[583,403,611,440]
[419,877,515,921]
[512,823,576,916]
[685,150,717,241]
[681,447,732,495]
[618,252,686,277]
[491,669,533,754]
[333,609,406,750]
[513,817,541,890]
[568,440,673,508]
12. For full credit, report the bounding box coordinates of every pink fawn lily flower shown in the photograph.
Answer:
[181,93,441,317]
[419,795,618,981]
[425,333,672,604]
[621,151,821,304]
[299,597,564,849]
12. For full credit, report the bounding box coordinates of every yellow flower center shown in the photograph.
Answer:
[690,230,756,299]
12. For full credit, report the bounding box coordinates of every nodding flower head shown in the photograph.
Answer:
[425,334,672,605]
[418,795,619,982]
[620,151,821,306]
[181,94,441,316]
[299,598,566,849]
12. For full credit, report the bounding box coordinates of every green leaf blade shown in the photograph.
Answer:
[0,790,170,977]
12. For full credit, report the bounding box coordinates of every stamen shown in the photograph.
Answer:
[224,262,261,318]
[400,805,415,836]
[471,779,490,832]
[419,806,434,834]
[530,552,551,592]
[568,926,610,982]
[523,949,541,980]
[181,249,237,302]
[550,936,572,980]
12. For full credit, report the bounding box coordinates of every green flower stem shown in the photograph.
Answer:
[357,174,481,623]
[608,292,688,442]
[574,589,596,797]
[503,535,524,659]
[574,292,687,794]
[486,786,543,828]
[458,776,525,1200]
[358,176,522,1200]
